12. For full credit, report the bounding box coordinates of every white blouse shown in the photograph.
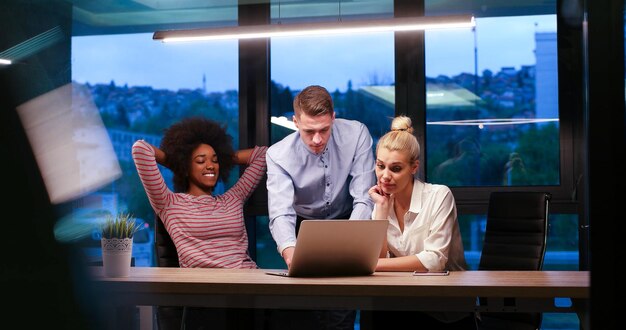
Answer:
[374,179,467,272]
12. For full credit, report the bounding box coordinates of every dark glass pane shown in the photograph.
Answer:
[270,0,393,21]
[255,215,286,269]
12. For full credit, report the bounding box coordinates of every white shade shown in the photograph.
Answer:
[153,15,475,42]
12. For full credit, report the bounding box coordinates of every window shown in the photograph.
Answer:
[425,15,559,187]
[270,33,395,144]
[70,33,239,266]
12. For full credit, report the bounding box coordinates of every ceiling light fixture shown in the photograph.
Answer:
[0,58,12,65]
[153,15,475,43]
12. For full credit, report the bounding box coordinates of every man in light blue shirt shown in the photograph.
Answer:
[267,84,376,265]
[266,85,375,329]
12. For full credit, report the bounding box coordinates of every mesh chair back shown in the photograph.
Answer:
[479,192,550,271]
[154,215,184,330]
[155,214,179,267]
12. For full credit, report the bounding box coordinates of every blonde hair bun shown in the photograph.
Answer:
[390,115,414,134]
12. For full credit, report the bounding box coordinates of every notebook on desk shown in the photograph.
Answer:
[266,219,388,277]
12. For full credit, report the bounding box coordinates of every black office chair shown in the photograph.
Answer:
[154,215,186,330]
[476,191,551,330]
[153,214,262,330]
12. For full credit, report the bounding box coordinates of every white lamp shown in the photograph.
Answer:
[153,15,475,42]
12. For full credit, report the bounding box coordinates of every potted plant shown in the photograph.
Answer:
[100,212,141,277]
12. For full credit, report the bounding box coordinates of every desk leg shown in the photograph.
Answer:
[138,306,153,330]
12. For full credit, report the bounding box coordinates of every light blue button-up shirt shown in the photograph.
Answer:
[267,118,376,254]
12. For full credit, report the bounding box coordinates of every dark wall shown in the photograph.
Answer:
[0,1,100,329]
[586,1,625,329]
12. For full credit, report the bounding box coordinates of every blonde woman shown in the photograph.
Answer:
[367,115,476,330]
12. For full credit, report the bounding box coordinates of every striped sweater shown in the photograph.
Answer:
[132,140,267,269]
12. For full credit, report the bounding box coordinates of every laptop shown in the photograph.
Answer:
[266,219,388,277]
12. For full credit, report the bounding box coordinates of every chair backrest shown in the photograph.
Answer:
[154,214,179,267]
[479,191,551,271]
[152,213,260,329]
[477,191,551,330]
[153,215,184,330]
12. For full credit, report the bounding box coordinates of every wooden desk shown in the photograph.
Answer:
[90,267,589,329]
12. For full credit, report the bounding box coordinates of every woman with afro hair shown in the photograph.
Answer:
[132,116,267,329]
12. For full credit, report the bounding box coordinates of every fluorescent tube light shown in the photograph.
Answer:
[154,15,475,43]
[0,58,12,65]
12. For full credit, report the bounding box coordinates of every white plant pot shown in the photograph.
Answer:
[101,238,133,277]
